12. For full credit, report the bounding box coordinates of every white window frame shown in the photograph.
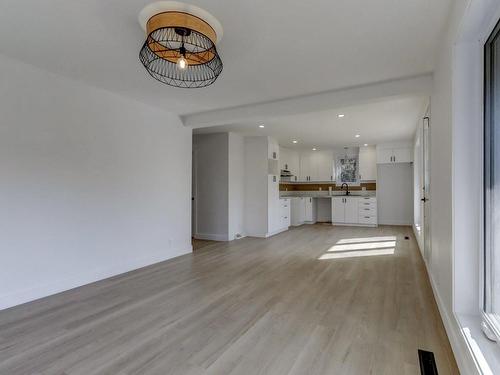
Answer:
[482,17,500,342]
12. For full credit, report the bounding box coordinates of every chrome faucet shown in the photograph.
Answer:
[340,183,350,196]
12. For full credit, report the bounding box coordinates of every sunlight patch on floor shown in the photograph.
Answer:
[319,248,395,260]
[327,241,396,252]
[336,236,397,244]
[319,236,397,260]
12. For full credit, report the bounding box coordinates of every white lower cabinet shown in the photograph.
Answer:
[290,197,316,225]
[332,196,378,227]
[291,197,305,226]
[332,197,346,223]
[304,197,316,223]
[357,197,377,225]
[280,198,291,229]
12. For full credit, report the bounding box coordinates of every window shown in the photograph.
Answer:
[484,18,500,341]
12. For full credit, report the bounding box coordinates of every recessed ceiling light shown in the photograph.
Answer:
[259,124,265,128]
[364,143,368,147]
[312,148,317,151]
[338,114,345,118]
[355,134,361,138]
[292,140,298,144]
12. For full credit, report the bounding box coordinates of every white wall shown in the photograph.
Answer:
[244,137,269,237]
[0,54,192,310]
[192,133,229,241]
[425,1,500,373]
[228,133,245,240]
[377,164,414,225]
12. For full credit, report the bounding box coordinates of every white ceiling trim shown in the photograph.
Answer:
[182,74,433,128]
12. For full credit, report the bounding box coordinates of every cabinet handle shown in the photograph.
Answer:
[365,208,370,211]
[365,216,370,219]
[394,156,396,162]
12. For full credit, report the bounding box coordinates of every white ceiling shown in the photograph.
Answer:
[0,0,451,115]
[194,96,429,148]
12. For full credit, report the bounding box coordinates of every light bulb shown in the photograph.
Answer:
[177,56,188,70]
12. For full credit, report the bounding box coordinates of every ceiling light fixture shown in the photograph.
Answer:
[355,134,361,138]
[364,143,368,147]
[312,148,317,151]
[259,124,265,128]
[139,2,223,88]
[292,140,298,144]
[338,114,345,118]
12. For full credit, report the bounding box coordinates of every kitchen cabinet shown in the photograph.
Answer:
[267,175,281,233]
[291,197,316,224]
[304,197,316,223]
[245,136,288,238]
[311,150,334,181]
[299,152,314,181]
[376,143,413,164]
[279,147,300,181]
[359,146,377,181]
[331,197,358,224]
[280,198,291,228]
[291,197,306,226]
[332,197,345,223]
[299,151,333,182]
[268,138,279,160]
[392,147,412,163]
[358,197,377,225]
[280,147,289,171]
[332,197,377,226]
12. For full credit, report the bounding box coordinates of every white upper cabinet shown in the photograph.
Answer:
[358,146,377,180]
[280,147,289,170]
[298,150,333,182]
[392,147,413,163]
[311,150,334,181]
[268,137,279,160]
[376,143,413,164]
[280,147,300,181]
[299,151,314,181]
[376,148,394,164]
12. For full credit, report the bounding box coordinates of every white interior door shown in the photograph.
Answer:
[423,116,432,262]
[191,147,197,237]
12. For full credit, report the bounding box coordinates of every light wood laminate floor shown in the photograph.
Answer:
[0,225,458,375]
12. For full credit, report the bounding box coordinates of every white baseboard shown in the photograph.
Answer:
[246,227,289,238]
[415,234,479,375]
[266,227,289,237]
[412,224,424,257]
[194,233,229,241]
[426,270,479,374]
[332,222,377,227]
[378,220,412,226]
[0,244,192,311]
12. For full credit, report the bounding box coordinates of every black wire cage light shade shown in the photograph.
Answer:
[139,11,223,88]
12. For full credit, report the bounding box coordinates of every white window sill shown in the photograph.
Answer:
[456,313,500,375]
